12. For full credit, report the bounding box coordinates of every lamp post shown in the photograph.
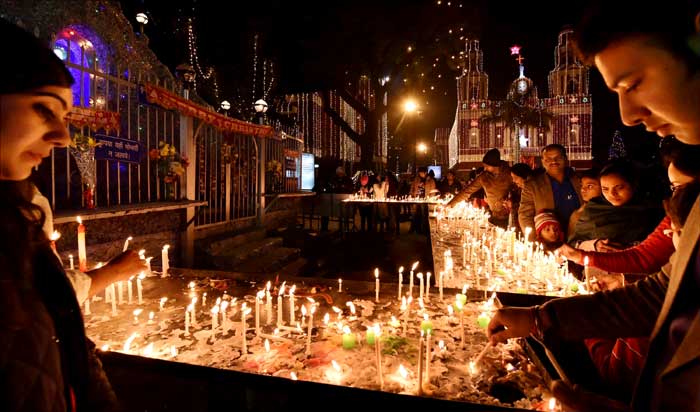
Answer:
[254,99,268,225]
[416,142,427,169]
[403,99,418,173]
[220,100,231,116]
[135,12,148,35]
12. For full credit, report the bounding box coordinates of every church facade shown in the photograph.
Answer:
[448,28,592,169]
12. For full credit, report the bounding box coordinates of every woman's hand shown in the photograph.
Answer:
[487,307,535,344]
[596,239,623,252]
[87,250,149,297]
[556,243,583,264]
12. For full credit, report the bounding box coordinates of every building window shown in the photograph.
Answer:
[53,26,108,108]
[469,128,479,148]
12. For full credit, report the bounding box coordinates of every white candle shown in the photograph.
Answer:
[50,231,60,254]
[241,304,251,354]
[417,331,424,395]
[122,236,133,252]
[374,268,380,303]
[110,284,117,316]
[584,256,591,292]
[76,217,87,272]
[338,278,343,293]
[374,324,384,389]
[211,305,219,330]
[84,297,91,315]
[161,244,170,277]
[266,281,272,325]
[221,300,229,331]
[306,302,315,355]
[68,254,74,270]
[202,292,207,308]
[137,272,145,305]
[277,282,286,326]
[185,305,191,334]
[397,266,404,301]
[426,272,431,299]
[148,311,155,324]
[132,308,142,325]
[425,331,431,384]
[417,273,424,300]
[255,290,264,334]
[159,297,167,311]
[439,271,444,301]
[127,277,133,304]
[289,285,296,325]
[409,261,419,298]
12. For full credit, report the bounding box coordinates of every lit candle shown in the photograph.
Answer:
[374,324,384,389]
[161,244,170,277]
[277,282,286,326]
[266,281,272,325]
[202,292,207,308]
[366,325,376,345]
[338,278,343,293]
[68,254,74,270]
[127,276,133,304]
[409,261,419,298]
[289,285,296,325]
[305,302,315,355]
[397,266,404,301]
[583,256,591,292]
[220,300,229,331]
[211,305,219,330]
[425,325,432,384]
[425,272,431,300]
[50,231,60,254]
[159,297,167,311]
[241,303,251,353]
[137,272,145,305]
[417,272,424,300]
[548,397,557,412]
[374,268,380,303]
[473,342,492,367]
[185,305,191,334]
[255,290,264,334]
[417,331,424,395]
[122,236,133,252]
[341,325,356,349]
[76,217,87,272]
[148,311,155,324]
[439,271,444,301]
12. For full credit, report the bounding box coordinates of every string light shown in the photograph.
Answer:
[186,17,219,101]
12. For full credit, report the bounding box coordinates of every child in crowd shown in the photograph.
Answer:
[535,210,564,251]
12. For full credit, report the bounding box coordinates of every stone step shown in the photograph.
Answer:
[209,237,284,268]
[236,247,301,273]
[278,257,308,277]
[206,228,266,256]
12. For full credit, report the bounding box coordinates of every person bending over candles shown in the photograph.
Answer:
[488,1,700,411]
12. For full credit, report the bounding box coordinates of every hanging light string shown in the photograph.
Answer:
[186,17,219,101]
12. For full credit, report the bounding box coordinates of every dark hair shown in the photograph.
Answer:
[659,136,700,176]
[542,144,567,158]
[665,180,700,228]
[579,168,600,180]
[511,163,533,179]
[573,0,700,72]
[599,160,639,191]
[417,166,428,173]
[0,19,74,94]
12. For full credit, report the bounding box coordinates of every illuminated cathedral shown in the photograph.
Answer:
[448,28,592,169]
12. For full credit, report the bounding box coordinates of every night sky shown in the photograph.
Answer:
[119,0,661,164]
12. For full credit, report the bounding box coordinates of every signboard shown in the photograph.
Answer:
[301,152,315,191]
[94,134,142,164]
[427,165,442,180]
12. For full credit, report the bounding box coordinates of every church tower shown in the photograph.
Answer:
[457,39,489,101]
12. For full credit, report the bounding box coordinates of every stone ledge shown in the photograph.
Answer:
[54,200,207,224]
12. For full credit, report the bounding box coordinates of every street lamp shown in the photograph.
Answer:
[254,99,268,125]
[135,12,148,34]
[416,142,428,172]
[403,99,419,172]
[220,100,230,116]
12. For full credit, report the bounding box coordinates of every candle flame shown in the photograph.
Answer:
[332,306,342,314]
[447,305,454,315]
[398,364,409,378]
[216,297,221,305]
[221,301,229,311]
[342,325,351,334]
[438,340,445,350]
[332,360,341,372]
[138,249,145,258]
[274,328,280,335]
[160,297,167,309]
[290,372,298,381]
[266,281,271,291]
[76,216,82,224]
[469,360,477,374]
[211,306,219,314]
[188,281,195,289]
[133,308,143,317]
[163,244,170,251]
[289,285,296,294]
[257,290,265,300]
[265,339,270,353]
[583,256,589,266]
[400,296,407,311]
[462,284,468,294]
[373,323,381,336]
[506,363,515,371]
[296,322,302,332]
[138,272,146,280]
[548,397,557,411]
[306,297,315,303]
[279,282,286,296]
[346,301,356,314]
[171,346,178,357]
[101,344,110,351]
[243,308,252,316]
[301,305,307,316]
[95,262,104,269]
[323,313,330,324]
[149,311,154,320]
[416,272,423,279]
[398,266,404,273]
[411,261,419,271]
[423,313,429,321]
[50,230,61,241]
[374,268,379,278]
[455,299,463,311]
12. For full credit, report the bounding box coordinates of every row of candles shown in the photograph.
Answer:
[343,194,448,204]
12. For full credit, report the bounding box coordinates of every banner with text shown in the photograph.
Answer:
[94,134,142,163]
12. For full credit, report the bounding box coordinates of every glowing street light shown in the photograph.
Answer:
[404,99,418,114]
[417,142,428,153]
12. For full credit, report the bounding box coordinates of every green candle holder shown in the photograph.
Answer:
[342,333,356,349]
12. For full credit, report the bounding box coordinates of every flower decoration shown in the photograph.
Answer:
[150,141,189,177]
[70,131,102,152]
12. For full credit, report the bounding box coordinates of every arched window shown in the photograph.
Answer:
[52,26,108,108]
